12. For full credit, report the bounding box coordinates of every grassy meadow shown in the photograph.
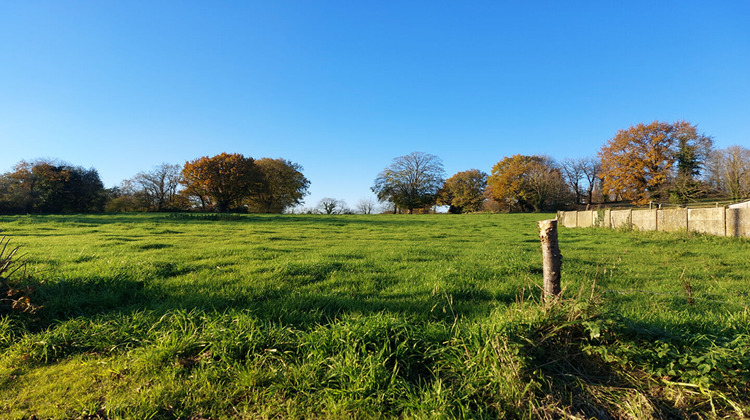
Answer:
[0,213,749,419]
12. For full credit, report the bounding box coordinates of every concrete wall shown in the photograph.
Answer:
[560,211,577,228]
[594,209,611,228]
[577,210,594,228]
[687,207,725,236]
[726,208,750,238]
[610,209,631,229]
[558,206,750,238]
[658,208,688,232]
[631,209,657,231]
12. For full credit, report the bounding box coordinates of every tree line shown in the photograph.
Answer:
[1,121,747,215]
[372,121,748,213]
[0,153,309,214]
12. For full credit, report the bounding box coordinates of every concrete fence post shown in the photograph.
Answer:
[538,219,562,302]
[629,209,633,230]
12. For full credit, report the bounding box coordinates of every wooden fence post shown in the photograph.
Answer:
[538,219,562,302]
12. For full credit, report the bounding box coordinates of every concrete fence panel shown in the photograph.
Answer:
[593,209,611,228]
[658,208,688,232]
[727,208,750,237]
[578,210,594,228]
[561,211,578,228]
[688,207,726,236]
[610,209,631,229]
[632,209,657,231]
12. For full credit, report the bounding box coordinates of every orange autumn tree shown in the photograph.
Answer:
[181,153,263,212]
[485,155,568,212]
[598,121,711,205]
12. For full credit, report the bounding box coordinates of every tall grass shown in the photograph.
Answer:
[0,213,748,418]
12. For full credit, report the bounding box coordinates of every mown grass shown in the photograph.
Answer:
[0,213,748,419]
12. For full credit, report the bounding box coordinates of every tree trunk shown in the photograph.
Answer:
[538,219,562,302]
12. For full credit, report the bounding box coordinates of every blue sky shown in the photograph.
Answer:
[1,1,748,210]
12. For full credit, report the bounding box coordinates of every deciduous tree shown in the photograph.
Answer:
[561,157,601,205]
[246,158,310,213]
[317,197,348,215]
[707,146,750,201]
[598,121,712,205]
[0,160,105,214]
[104,182,142,213]
[355,197,378,214]
[437,169,487,213]
[372,152,445,214]
[181,153,263,212]
[132,163,183,211]
[486,155,568,212]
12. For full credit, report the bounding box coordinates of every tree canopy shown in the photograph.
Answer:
[372,152,445,214]
[246,158,310,213]
[486,155,568,212]
[317,197,348,214]
[0,160,105,214]
[598,121,712,205]
[561,157,600,205]
[132,163,184,211]
[707,146,750,201]
[437,169,487,213]
[181,153,263,212]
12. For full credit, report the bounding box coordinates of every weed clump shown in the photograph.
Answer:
[0,236,40,315]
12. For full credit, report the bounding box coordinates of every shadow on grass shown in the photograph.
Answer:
[32,276,147,323]
[30,269,519,329]
[242,290,509,325]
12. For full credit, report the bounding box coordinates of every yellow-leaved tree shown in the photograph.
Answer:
[437,169,487,213]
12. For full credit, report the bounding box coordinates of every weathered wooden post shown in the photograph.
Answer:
[538,219,562,302]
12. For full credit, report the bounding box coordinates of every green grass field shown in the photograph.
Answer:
[0,213,748,419]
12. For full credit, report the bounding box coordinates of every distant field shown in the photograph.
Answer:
[0,213,748,419]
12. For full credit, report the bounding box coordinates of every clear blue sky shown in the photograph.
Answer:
[2,1,748,210]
